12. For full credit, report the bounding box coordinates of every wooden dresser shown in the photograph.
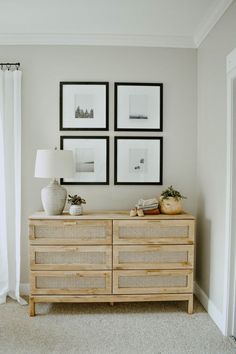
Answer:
[28,211,195,316]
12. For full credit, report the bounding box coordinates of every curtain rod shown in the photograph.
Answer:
[0,63,20,70]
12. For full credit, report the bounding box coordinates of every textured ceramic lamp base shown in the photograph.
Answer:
[41,180,67,215]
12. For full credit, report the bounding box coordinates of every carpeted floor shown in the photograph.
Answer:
[0,298,235,354]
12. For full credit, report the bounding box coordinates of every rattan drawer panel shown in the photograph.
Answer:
[30,246,112,270]
[29,220,112,245]
[113,245,193,270]
[31,271,112,295]
[113,220,194,244]
[113,270,193,294]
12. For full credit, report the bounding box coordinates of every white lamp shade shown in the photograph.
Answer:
[35,149,75,178]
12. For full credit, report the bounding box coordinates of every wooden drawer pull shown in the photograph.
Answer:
[63,222,77,226]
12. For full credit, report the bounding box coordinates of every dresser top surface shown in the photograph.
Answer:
[29,210,195,220]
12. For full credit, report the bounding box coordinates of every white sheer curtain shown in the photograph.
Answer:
[0,68,25,304]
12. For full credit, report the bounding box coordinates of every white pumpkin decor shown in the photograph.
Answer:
[67,194,86,216]
[69,204,83,216]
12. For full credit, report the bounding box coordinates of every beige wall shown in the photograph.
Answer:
[197,1,236,313]
[1,46,197,282]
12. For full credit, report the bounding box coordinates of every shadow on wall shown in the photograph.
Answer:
[196,191,211,298]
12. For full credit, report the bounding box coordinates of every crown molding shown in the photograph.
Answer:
[0,0,233,49]
[0,33,195,48]
[194,0,234,47]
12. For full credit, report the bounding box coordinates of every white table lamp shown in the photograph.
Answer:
[35,148,75,215]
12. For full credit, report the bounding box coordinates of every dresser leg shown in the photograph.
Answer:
[29,297,35,317]
[109,302,114,306]
[188,295,193,314]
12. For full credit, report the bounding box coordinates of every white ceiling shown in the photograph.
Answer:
[0,0,233,47]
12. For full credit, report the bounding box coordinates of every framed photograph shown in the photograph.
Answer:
[60,136,109,185]
[60,82,109,131]
[115,82,163,131]
[114,137,163,185]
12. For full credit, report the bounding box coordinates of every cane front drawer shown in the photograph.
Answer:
[113,220,194,245]
[30,245,112,271]
[113,245,194,270]
[29,220,112,245]
[31,270,112,295]
[113,269,193,294]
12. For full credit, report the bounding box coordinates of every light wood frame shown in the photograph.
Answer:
[113,245,194,270]
[29,219,112,245]
[113,219,195,245]
[30,245,112,270]
[31,270,112,295]
[29,293,193,317]
[113,269,193,295]
[28,211,195,316]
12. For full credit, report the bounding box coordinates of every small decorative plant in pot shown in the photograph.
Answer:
[159,186,186,215]
[68,194,86,216]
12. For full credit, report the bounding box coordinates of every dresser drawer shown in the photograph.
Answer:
[29,220,112,245]
[113,245,193,270]
[113,220,194,244]
[31,271,112,295]
[30,245,112,270]
[113,270,193,294]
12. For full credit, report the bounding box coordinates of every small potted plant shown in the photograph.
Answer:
[67,194,86,216]
[159,186,186,215]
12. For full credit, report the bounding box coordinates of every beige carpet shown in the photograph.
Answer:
[0,298,235,354]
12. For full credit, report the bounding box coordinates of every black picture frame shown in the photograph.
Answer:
[114,136,163,185]
[60,81,109,131]
[60,136,109,185]
[114,82,163,132]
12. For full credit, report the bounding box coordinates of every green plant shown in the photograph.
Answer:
[67,194,86,205]
[160,186,186,201]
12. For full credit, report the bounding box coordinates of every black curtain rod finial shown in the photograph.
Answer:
[0,62,20,70]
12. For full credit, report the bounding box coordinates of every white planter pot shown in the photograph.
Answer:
[159,197,183,215]
[69,205,83,216]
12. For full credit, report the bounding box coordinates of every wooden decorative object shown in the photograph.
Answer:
[28,211,195,316]
[159,197,183,215]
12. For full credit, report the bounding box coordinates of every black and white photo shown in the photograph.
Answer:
[115,82,163,131]
[129,148,148,173]
[60,82,109,130]
[61,136,109,185]
[74,95,94,119]
[114,137,163,185]
[75,148,95,172]
[129,94,148,120]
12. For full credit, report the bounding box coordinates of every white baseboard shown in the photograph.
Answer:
[194,282,224,333]
[20,283,29,296]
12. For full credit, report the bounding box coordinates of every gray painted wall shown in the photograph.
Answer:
[197,1,236,313]
[1,46,197,282]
